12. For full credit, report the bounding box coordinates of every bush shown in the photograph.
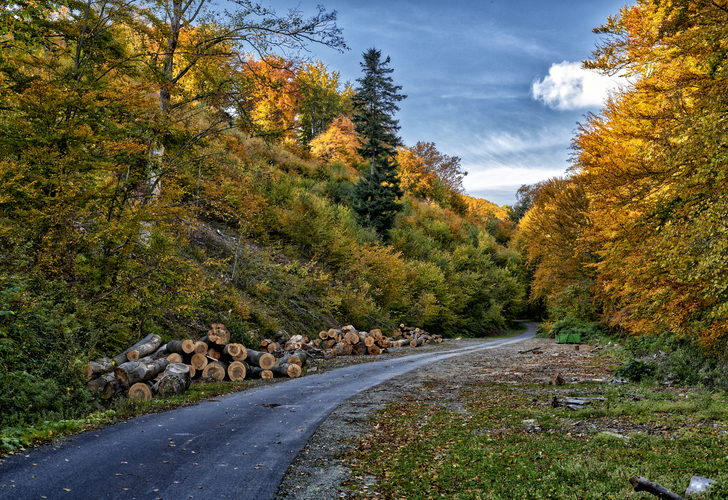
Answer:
[616,359,656,382]
[547,315,604,340]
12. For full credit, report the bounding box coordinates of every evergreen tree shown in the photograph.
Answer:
[351,48,406,235]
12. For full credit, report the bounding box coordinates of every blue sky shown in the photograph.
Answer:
[244,0,630,206]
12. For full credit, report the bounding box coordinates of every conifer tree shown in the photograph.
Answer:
[351,48,406,235]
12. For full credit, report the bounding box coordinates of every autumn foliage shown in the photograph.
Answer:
[518,0,728,350]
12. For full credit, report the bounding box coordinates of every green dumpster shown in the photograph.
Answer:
[555,333,581,344]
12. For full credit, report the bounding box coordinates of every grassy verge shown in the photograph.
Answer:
[345,380,728,499]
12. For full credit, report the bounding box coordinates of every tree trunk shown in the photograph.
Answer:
[318,330,329,340]
[129,381,153,401]
[168,339,196,355]
[193,340,208,355]
[112,333,157,366]
[155,363,191,397]
[250,367,273,380]
[377,337,391,348]
[202,359,228,380]
[279,350,308,367]
[190,353,208,371]
[84,357,115,381]
[87,372,123,399]
[266,342,281,353]
[345,331,360,345]
[227,361,249,381]
[410,338,424,347]
[246,349,275,369]
[207,323,230,346]
[126,334,162,361]
[208,347,222,360]
[226,343,248,361]
[368,344,381,356]
[271,363,301,378]
[166,353,186,364]
[114,357,169,387]
[352,342,367,356]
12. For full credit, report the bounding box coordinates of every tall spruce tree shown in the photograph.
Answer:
[351,48,406,235]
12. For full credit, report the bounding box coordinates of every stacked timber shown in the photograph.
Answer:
[85,323,308,401]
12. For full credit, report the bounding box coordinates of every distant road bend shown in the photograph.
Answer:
[0,323,537,500]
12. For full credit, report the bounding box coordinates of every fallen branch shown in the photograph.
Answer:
[519,347,542,354]
[629,476,685,500]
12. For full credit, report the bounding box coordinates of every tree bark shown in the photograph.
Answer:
[271,363,301,378]
[246,349,275,369]
[155,363,191,397]
[168,339,196,355]
[629,476,686,500]
[84,357,115,381]
[114,357,169,387]
[112,333,156,366]
[87,372,123,399]
[250,367,273,380]
[126,334,162,361]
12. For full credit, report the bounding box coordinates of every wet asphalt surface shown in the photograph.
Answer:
[0,325,535,500]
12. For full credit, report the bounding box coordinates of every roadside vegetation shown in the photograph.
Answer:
[344,342,728,499]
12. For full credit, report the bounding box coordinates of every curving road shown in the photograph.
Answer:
[0,323,536,500]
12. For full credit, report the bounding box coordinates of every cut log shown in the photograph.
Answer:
[271,363,302,378]
[112,333,157,366]
[352,342,367,356]
[166,353,184,363]
[370,329,383,341]
[279,350,308,367]
[207,323,230,345]
[345,331,360,345]
[193,341,208,355]
[87,372,123,399]
[363,335,375,347]
[260,338,271,348]
[266,342,281,353]
[367,345,381,356]
[155,363,191,397]
[327,329,342,342]
[628,476,686,500]
[187,364,197,379]
[410,338,424,347]
[114,357,169,387]
[129,382,153,401]
[190,353,209,371]
[202,359,228,380]
[168,339,196,355]
[377,337,391,348]
[246,349,276,369]
[126,334,162,362]
[318,330,329,340]
[208,347,222,360]
[84,357,115,381]
[250,367,273,380]
[227,361,250,381]
[223,343,244,359]
[229,343,248,361]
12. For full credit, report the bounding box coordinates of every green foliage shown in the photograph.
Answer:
[616,359,656,382]
[549,315,604,340]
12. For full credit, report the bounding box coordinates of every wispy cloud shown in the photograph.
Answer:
[531,61,621,110]
[456,129,573,192]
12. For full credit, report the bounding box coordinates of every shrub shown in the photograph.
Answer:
[616,359,656,382]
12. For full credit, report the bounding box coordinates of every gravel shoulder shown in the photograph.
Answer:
[276,335,611,499]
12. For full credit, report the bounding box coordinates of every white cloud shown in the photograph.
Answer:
[532,61,621,111]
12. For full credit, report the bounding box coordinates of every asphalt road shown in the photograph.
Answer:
[0,324,536,500]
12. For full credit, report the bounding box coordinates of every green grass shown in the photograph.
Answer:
[346,382,728,499]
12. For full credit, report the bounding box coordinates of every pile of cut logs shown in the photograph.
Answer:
[85,323,443,402]
[85,324,307,401]
[317,324,442,356]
